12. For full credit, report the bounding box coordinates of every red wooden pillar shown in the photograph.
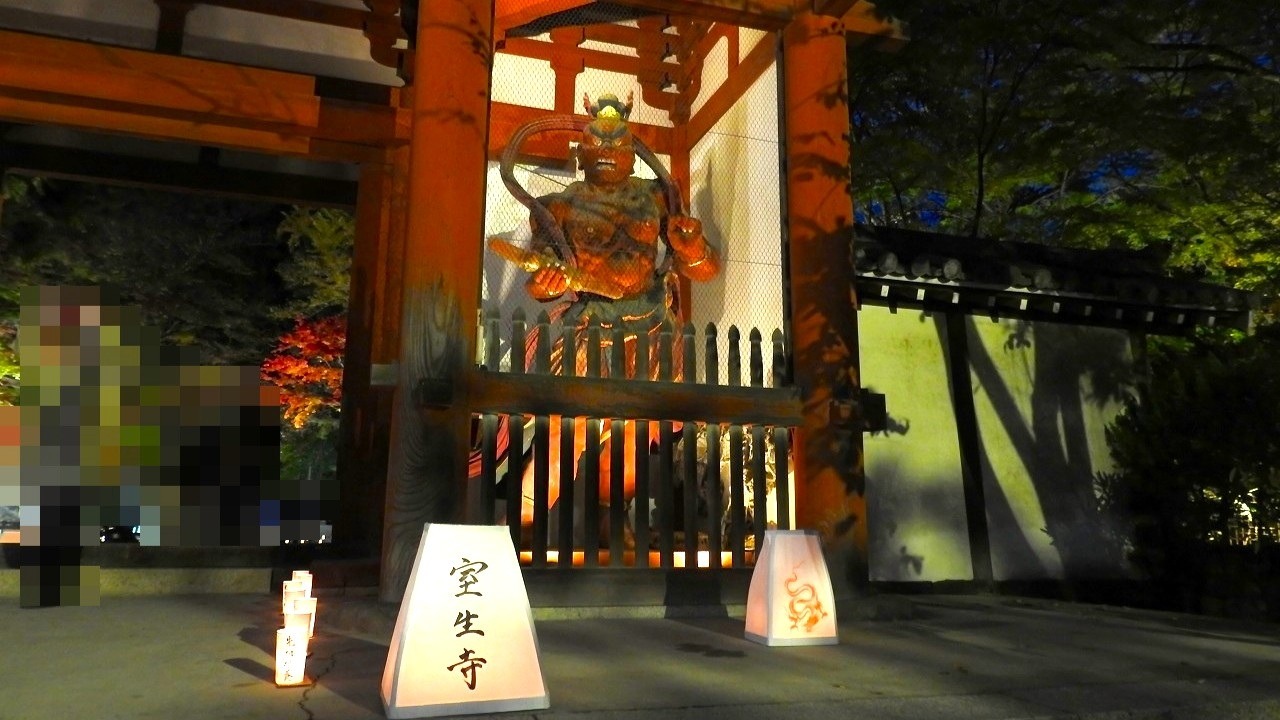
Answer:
[782,10,867,583]
[380,0,494,602]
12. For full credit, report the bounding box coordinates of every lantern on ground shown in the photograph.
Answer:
[744,529,838,646]
[275,628,309,686]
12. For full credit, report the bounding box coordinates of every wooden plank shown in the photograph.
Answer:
[705,324,722,568]
[750,423,767,556]
[532,414,551,567]
[557,415,576,565]
[657,322,675,569]
[467,371,803,426]
[584,417,601,567]
[610,0,800,29]
[610,416,626,566]
[583,321,601,567]
[632,332,651,567]
[729,424,745,567]
[0,142,357,208]
[496,0,598,38]
[680,324,698,557]
[480,414,499,523]
[609,327,626,565]
[0,30,313,92]
[194,0,369,29]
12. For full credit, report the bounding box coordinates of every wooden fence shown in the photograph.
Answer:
[470,306,803,569]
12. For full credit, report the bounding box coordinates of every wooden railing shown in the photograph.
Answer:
[470,307,802,569]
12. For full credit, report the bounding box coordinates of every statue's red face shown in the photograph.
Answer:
[579,125,635,187]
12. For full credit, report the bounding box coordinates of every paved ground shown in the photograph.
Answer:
[2,592,1279,720]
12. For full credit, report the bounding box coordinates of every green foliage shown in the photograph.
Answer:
[0,179,292,365]
[1097,327,1280,598]
[273,207,354,319]
[853,0,1280,301]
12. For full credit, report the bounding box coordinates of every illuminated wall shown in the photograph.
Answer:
[862,308,1135,582]
[862,307,972,582]
[967,318,1133,580]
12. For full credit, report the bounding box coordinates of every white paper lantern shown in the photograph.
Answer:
[744,529,839,646]
[382,523,549,718]
[282,580,304,614]
[285,597,317,639]
[275,628,309,686]
[291,570,313,597]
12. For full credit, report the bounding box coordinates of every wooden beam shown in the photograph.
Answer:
[0,142,357,207]
[0,30,407,162]
[466,371,804,426]
[610,0,800,29]
[496,0,598,38]
[501,36,681,79]
[191,0,369,29]
[687,29,776,146]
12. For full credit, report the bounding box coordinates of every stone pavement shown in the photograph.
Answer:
[2,592,1279,720]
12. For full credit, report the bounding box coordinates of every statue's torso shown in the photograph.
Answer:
[546,177,664,299]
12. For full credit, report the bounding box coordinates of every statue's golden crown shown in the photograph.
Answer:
[583,92,634,121]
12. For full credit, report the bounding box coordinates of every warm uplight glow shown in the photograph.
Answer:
[745,530,838,646]
[275,628,309,686]
[516,550,746,567]
[382,523,549,719]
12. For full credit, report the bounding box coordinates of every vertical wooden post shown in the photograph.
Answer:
[336,150,404,558]
[782,10,868,585]
[380,0,494,603]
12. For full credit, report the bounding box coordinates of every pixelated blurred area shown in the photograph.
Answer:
[9,286,289,607]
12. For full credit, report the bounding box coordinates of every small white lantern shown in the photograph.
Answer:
[291,570,313,597]
[744,529,839,646]
[285,597,317,639]
[274,628,309,687]
[282,580,304,614]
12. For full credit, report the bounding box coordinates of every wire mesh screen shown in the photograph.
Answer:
[484,14,785,385]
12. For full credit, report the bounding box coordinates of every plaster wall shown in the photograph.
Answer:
[862,311,1135,582]
[966,318,1133,580]
[862,308,973,582]
[688,60,786,384]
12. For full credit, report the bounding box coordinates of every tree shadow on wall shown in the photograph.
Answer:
[954,317,1132,579]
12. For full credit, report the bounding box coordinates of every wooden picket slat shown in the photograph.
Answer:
[773,426,790,530]
[729,423,745,567]
[532,414,550,567]
[657,320,675,569]
[705,323,722,569]
[680,323,698,559]
[506,309,528,550]
[632,329,651,568]
[470,309,800,571]
[610,327,626,565]
[557,322,576,567]
[750,424,767,557]
[480,413,498,524]
[557,415,575,566]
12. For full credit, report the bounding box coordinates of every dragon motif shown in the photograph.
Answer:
[785,562,829,632]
